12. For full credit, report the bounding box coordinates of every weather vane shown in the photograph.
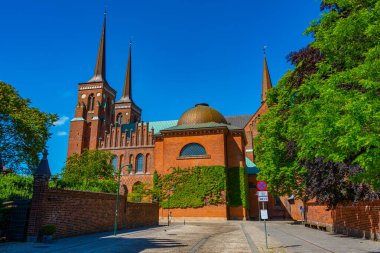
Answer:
[129,37,134,47]
[263,45,268,55]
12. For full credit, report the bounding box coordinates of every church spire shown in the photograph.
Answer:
[261,49,272,103]
[88,12,107,83]
[119,41,132,102]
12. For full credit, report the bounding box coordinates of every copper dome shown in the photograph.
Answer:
[177,103,227,125]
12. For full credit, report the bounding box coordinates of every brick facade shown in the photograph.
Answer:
[159,205,228,221]
[244,103,269,162]
[154,131,228,174]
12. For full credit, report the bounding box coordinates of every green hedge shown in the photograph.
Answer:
[0,174,118,204]
[50,178,118,193]
[0,174,33,202]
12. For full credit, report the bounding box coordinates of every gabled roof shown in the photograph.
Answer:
[145,114,252,134]
[149,120,178,133]
[225,115,252,128]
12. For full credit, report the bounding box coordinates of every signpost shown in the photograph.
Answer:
[260,209,268,220]
[256,180,269,249]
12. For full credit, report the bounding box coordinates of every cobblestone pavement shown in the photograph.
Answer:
[1,221,379,253]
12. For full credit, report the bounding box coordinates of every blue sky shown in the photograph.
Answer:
[0,0,321,174]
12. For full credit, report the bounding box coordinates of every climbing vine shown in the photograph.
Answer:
[154,166,249,209]
[227,167,249,208]
[154,166,226,208]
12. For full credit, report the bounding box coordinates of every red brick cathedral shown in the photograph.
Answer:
[67,15,289,220]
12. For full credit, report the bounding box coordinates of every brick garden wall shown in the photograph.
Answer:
[305,201,380,240]
[126,202,159,229]
[28,187,159,239]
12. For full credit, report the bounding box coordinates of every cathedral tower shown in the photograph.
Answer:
[67,13,116,157]
[114,43,142,124]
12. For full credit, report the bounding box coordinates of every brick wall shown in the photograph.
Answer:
[305,201,380,240]
[28,188,159,239]
[155,133,227,174]
[333,201,379,240]
[126,202,159,229]
[159,205,228,221]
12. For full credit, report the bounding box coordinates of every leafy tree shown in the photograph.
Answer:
[0,174,33,202]
[0,82,57,174]
[62,149,115,183]
[52,178,118,193]
[255,0,380,208]
[129,183,150,203]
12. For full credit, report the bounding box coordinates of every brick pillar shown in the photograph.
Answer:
[26,150,51,242]
[0,156,3,173]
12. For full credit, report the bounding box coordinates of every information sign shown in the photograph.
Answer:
[258,196,269,202]
[260,209,268,220]
[257,191,268,197]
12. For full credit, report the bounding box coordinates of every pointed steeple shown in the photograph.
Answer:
[119,42,133,102]
[261,50,272,103]
[88,12,107,83]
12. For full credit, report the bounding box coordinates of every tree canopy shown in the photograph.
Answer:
[62,149,116,183]
[254,0,380,208]
[0,82,57,174]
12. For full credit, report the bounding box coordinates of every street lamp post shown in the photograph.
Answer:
[114,163,133,236]
[168,193,171,226]
[167,186,175,226]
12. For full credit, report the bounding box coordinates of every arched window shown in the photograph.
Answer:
[180,143,206,157]
[136,154,144,173]
[112,156,118,171]
[132,182,143,202]
[116,113,123,125]
[87,93,95,111]
[129,154,134,173]
[106,98,111,120]
[119,154,124,170]
[145,153,150,173]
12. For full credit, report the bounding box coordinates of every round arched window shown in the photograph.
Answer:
[180,143,206,157]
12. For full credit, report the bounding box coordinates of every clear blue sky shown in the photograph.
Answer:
[0,0,321,174]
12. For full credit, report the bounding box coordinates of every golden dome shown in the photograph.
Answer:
[177,103,227,125]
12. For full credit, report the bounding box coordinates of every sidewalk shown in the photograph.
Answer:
[247,221,380,253]
[0,221,378,253]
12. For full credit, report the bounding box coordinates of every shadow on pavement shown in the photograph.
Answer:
[100,236,186,253]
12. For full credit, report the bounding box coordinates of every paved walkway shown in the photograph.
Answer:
[246,221,380,253]
[1,221,379,253]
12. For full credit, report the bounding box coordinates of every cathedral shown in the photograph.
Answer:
[67,15,290,220]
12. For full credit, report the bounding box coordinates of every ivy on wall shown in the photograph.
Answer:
[154,166,249,209]
[154,166,226,208]
[226,167,249,208]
